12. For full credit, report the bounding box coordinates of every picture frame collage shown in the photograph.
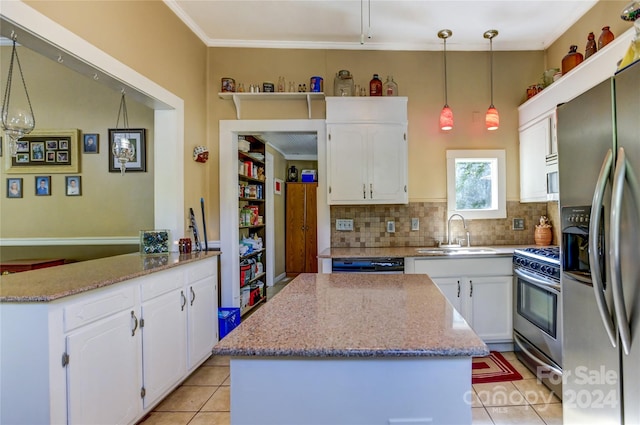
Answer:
[4,128,146,199]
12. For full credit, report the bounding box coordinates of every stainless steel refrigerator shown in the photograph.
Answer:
[558,60,640,424]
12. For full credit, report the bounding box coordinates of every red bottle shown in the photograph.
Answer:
[369,74,382,96]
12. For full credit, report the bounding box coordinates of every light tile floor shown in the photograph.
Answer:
[138,280,562,425]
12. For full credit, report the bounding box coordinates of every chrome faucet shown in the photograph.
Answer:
[443,213,467,247]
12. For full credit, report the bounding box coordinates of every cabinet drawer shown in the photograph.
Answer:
[140,268,184,301]
[186,258,216,283]
[65,284,137,332]
[413,257,512,277]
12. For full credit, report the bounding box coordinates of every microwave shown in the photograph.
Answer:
[546,153,559,201]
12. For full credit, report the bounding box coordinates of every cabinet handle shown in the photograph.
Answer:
[457,280,460,298]
[469,280,473,297]
[370,184,373,198]
[363,184,366,199]
[131,311,138,337]
[180,290,187,311]
[190,286,196,306]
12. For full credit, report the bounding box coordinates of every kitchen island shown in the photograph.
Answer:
[213,273,488,425]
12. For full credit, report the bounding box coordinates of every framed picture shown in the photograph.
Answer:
[0,136,2,157]
[83,133,99,153]
[5,129,80,174]
[35,175,51,196]
[6,178,22,198]
[274,178,283,195]
[108,128,146,173]
[7,178,22,198]
[65,176,82,196]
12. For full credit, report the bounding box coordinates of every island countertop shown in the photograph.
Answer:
[0,251,220,303]
[213,273,488,358]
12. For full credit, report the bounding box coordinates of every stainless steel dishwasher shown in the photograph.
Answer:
[331,258,404,274]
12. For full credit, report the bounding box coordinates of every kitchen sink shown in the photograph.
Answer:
[415,247,497,255]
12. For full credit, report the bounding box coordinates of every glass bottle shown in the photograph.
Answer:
[561,45,584,75]
[598,26,615,50]
[333,70,354,96]
[585,32,597,59]
[277,76,285,93]
[369,74,382,96]
[382,75,398,96]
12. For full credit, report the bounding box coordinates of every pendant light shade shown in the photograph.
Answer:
[484,29,499,131]
[438,29,453,131]
[1,33,36,157]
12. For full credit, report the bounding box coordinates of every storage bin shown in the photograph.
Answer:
[301,169,317,182]
[218,307,241,339]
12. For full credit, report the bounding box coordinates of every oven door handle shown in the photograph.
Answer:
[514,333,563,377]
[514,268,560,293]
[590,148,617,348]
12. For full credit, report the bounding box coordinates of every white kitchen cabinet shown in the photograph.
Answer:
[326,97,408,205]
[519,111,556,202]
[0,256,218,425]
[405,257,513,343]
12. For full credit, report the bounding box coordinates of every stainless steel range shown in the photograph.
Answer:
[513,246,562,398]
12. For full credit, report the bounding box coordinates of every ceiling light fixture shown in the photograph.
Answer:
[438,29,453,131]
[484,29,499,131]
[112,90,136,175]
[1,32,36,157]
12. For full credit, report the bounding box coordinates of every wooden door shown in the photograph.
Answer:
[286,183,318,275]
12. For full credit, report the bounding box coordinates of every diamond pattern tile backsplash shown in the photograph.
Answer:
[330,201,558,247]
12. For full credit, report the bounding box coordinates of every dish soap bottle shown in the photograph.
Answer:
[383,75,398,96]
[369,74,382,96]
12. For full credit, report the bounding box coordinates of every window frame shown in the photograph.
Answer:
[446,149,506,220]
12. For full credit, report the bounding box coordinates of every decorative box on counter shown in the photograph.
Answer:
[140,230,170,254]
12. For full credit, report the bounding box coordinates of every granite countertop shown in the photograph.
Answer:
[0,251,220,303]
[318,245,526,259]
[213,273,488,358]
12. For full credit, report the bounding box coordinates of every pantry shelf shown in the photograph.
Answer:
[218,92,325,119]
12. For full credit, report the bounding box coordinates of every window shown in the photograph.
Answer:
[446,150,506,219]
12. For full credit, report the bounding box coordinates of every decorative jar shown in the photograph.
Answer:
[561,45,584,75]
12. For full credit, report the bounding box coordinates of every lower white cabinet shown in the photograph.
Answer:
[0,256,218,425]
[405,257,513,343]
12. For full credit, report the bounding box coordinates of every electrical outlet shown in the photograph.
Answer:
[336,219,354,231]
[387,221,395,233]
[513,218,525,230]
[411,218,419,231]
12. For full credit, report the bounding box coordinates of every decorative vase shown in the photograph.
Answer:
[534,227,553,246]
[598,26,615,50]
[562,45,584,75]
[585,32,597,59]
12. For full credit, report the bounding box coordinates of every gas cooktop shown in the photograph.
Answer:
[513,246,560,282]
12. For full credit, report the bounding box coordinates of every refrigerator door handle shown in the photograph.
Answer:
[611,147,640,356]
[589,148,617,348]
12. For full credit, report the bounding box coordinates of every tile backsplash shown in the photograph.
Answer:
[330,201,557,247]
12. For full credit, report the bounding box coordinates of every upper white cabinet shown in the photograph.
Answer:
[519,111,556,202]
[326,97,408,205]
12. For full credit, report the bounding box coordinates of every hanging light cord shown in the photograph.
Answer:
[1,38,36,130]
[489,37,495,107]
[443,37,449,106]
[116,92,129,129]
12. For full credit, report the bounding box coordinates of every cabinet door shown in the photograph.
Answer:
[66,308,142,425]
[141,289,187,408]
[468,275,513,342]
[519,117,549,202]
[304,184,318,273]
[327,124,368,203]
[187,276,217,370]
[369,124,408,203]
[431,277,464,315]
[286,183,307,274]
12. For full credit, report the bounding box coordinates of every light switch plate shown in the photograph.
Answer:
[513,218,525,230]
[411,218,419,231]
[387,221,395,233]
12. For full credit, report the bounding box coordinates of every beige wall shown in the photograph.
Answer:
[546,1,633,71]
[24,0,210,236]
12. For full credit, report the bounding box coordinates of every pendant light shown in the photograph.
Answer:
[484,29,499,131]
[1,32,36,157]
[112,91,136,175]
[438,29,453,131]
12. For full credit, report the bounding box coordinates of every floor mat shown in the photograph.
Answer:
[472,351,523,384]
